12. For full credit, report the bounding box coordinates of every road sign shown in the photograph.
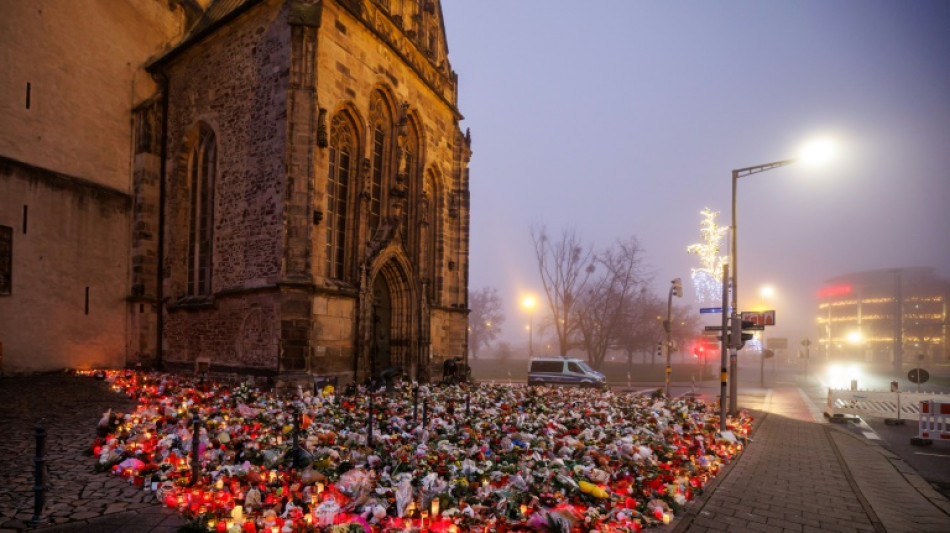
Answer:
[908,368,930,384]
[767,337,788,349]
[700,307,722,314]
[741,310,776,326]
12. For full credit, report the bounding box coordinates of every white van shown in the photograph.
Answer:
[527,357,607,388]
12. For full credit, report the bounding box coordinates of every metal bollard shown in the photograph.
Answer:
[367,392,374,448]
[30,421,46,527]
[412,386,419,423]
[465,393,471,418]
[422,397,428,428]
[292,404,301,451]
[190,410,201,486]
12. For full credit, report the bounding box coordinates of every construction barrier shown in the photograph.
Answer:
[916,400,950,443]
[825,389,950,421]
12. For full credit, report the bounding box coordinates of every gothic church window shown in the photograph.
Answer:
[423,171,440,303]
[187,126,215,297]
[327,113,357,280]
[400,117,419,243]
[368,92,393,233]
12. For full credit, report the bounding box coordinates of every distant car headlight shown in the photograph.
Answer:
[826,363,863,389]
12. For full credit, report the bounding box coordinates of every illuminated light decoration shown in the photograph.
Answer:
[687,208,729,302]
[817,285,852,298]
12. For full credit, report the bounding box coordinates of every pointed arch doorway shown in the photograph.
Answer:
[369,258,413,379]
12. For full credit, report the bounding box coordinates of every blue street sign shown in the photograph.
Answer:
[700,307,722,314]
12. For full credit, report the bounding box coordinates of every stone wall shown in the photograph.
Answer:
[159,0,290,370]
[0,158,130,373]
[164,289,281,372]
[0,0,182,192]
[0,0,182,373]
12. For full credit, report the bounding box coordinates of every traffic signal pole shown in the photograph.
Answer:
[720,263,729,432]
[665,278,683,399]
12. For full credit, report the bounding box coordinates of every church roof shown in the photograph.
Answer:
[149,0,263,71]
[186,0,259,38]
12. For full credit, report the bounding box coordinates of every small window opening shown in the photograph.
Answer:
[85,286,90,315]
[22,205,28,234]
[26,82,31,109]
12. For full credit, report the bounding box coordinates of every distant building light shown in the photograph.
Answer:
[818,285,852,298]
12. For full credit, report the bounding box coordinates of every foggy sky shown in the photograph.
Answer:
[440,0,950,348]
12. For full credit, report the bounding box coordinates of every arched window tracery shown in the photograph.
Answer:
[326,112,358,280]
[186,126,215,296]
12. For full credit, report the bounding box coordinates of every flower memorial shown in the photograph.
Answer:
[82,370,752,533]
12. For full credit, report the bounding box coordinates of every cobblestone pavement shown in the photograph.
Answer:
[0,374,186,533]
[673,387,950,533]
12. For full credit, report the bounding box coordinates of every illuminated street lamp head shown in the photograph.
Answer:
[798,137,837,166]
[521,295,536,311]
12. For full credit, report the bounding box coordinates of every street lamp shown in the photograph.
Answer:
[759,286,774,308]
[522,295,537,358]
[728,138,836,414]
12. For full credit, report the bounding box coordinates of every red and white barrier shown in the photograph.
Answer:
[917,400,950,443]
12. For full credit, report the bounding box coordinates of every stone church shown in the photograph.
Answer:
[0,0,471,386]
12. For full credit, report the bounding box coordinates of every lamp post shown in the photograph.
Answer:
[522,295,536,358]
[729,160,794,414]
[728,138,835,414]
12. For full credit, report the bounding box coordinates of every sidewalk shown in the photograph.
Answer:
[673,386,950,533]
[1,375,948,532]
[0,374,187,533]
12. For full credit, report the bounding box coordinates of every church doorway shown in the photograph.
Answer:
[368,257,412,380]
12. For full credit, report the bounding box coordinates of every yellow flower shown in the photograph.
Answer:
[578,480,608,499]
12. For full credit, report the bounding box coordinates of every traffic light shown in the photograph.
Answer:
[655,341,667,359]
[729,318,756,349]
[672,278,683,298]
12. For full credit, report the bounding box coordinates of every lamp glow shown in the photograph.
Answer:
[799,137,837,166]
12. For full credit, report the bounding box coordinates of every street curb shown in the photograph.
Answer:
[826,423,950,517]
[823,424,888,533]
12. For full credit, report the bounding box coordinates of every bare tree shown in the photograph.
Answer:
[468,287,505,359]
[530,225,594,356]
[670,302,703,361]
[576,237,650,369]
[614,289,665,365]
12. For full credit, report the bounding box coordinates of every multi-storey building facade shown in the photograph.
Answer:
[817,267,948,368]
[0,0,471,386]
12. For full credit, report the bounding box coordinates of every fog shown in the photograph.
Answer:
[442,0,950,349]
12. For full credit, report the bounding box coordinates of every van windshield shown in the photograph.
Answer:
[577,361,595,373]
